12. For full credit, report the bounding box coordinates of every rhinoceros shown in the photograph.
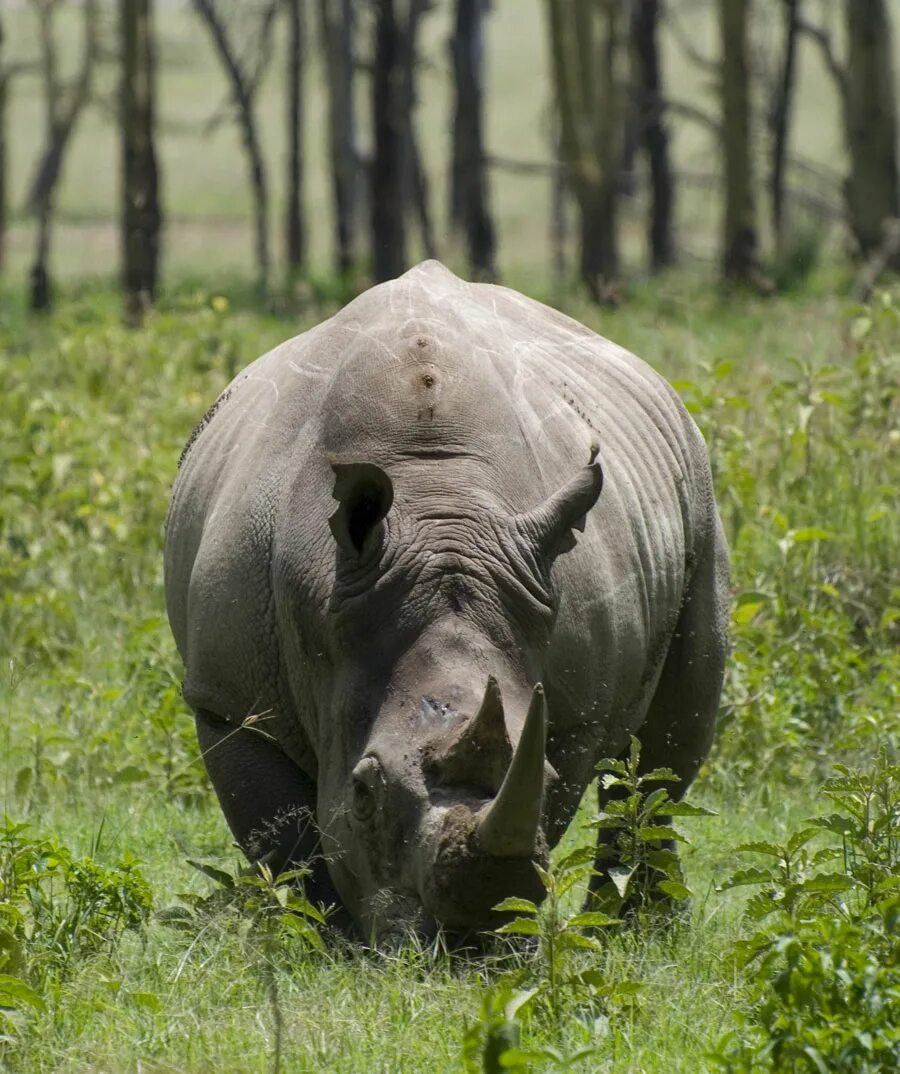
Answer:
[164,260,728,940]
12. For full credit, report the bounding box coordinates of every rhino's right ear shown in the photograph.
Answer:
[329,462,394,557]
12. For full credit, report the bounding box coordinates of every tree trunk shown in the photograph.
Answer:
[719,0,758,284]
[121,0,162,326]
[192,0,271,291]
[318,0,358,276]
[371,0,408,282]
[449,0,496,279]
[844,0,900,261]
[408,122,436,260]
[769,0,799,250]
[0,16,7,275]
[631,0,675,270]
[28,0,98,311]
[285,0,306,278]
[546,0,623,302]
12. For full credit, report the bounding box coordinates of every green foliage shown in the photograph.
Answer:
[589,737,716,914]
[712,753,900,1073]
[0,817,151,1041]
[494,851,626,1031]
[160,857,327,953]
[468,851,636,1071]
[686,292,900,789]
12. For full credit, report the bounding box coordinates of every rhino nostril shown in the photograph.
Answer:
[351,755,382,822]
[352,779,376,821]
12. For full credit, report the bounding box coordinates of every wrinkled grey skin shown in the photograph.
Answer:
[164,261,729,941]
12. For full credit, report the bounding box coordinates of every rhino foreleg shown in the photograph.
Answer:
[195,710,345,920]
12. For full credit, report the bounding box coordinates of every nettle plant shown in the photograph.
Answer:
[588,737,716,914]
[463,739,713,1070]
[712,752,900,1074]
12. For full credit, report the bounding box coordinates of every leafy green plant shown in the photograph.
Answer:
[0,817,152,1044]
[161,857,327,951]
[712,753,900,1073]
[589,737,715,915]
[461,984,528,1074]
[468,849,636,1072]
[494,849,625,1033]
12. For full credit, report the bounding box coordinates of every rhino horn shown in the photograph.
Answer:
[475,684,547,858]
[431,676,512,794]
[517,457,603,556]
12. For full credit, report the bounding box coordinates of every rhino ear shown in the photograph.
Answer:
[517,453,603,558]
[329,462,394,557]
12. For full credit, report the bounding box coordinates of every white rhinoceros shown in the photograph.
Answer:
[164,260,728,939]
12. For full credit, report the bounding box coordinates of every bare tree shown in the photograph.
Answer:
[798,1,900,266]
[843,0,899,262]
[371,0,405,281]
[630,0,675,270]
[285,0,306,279]
[192,0,278,291]
[719,0,760,285]
[318,0,360,276]
[449,0,496,279]
[121,0,162,326]
[546,0,626,301]
[0,19,41,275]
[27,0,99,310]
[371,0,427,282]
[768,0,800,250]
[0,13,8,274]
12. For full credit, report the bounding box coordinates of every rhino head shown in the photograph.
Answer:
[299,453,603,942]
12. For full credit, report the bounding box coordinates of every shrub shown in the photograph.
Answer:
[712,752,900,1073]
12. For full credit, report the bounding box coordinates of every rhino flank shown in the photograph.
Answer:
[164,260,729,940]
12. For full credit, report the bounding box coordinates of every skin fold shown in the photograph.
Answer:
[164,260,729,941]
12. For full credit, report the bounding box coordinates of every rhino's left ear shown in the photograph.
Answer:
[329,461,394,557]
[517,449,603,558]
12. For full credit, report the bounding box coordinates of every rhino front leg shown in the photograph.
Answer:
[195,710,346,921]
[587,518,728,911]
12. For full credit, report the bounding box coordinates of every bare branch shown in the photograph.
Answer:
[663,98,720,134]
[25,0,99,213]
[796,17,847,101]
[665,4,718,75]
[191,0,270,288]
[487,153,561,178]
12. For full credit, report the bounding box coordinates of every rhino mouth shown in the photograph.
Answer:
[363,887,438,948]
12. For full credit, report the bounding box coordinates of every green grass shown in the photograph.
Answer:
[1,271,897,1071]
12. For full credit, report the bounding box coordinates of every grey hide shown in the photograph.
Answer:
[164,261,729,940]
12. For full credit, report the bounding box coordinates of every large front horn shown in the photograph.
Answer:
[476,684,547,858]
